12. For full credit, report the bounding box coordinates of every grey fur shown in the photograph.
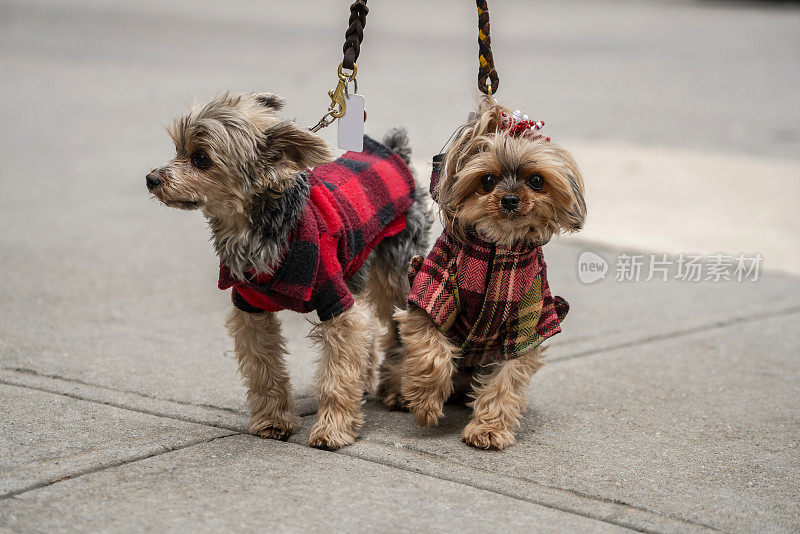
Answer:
[253,92,286,111]
[382,127,413,165]
[210,171,311,281]
[345,255,372,295]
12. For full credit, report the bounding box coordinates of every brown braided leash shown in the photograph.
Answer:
[343,0,369,71]
[476,0,499,96]
[310,0,369,132]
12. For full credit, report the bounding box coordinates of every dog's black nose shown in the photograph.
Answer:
[501,195,520,212]
[146,172,161,190]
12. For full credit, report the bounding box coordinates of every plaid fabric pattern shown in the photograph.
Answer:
[219,136,415,321]
[407,231,569,366]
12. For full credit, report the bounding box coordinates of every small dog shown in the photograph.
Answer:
[147,92,430,450]
[378,98,586,450]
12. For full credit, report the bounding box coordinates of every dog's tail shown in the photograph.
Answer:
[383,127,412,165]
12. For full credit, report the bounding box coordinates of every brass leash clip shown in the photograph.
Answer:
[310,63,358,132]
[328,63,357,118]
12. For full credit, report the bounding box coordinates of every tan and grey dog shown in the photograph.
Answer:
[147,92,430,450]
[378,98,586,450]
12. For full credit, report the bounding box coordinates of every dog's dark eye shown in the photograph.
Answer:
[481,174,498,192]
[191,150,212,170]
[528,174,545,191]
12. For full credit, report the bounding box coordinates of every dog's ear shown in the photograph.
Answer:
[252,92,286,111]
[260,121,333,170]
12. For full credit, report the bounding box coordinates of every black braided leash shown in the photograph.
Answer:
[342,0,369,71]
[476,0,499,95]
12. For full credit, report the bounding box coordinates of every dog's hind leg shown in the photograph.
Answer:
[227,307,298,440]
[363,315,380,395]
[461,346,545,451]
[366,254,410,350]
[368,237,418,410]
[376,345,408,411]
[307,298,372,450]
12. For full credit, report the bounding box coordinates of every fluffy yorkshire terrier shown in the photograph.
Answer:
[147,92,430,450]
[378,99,586,450]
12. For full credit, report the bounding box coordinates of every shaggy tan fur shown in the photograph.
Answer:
[462,347,545,450]
[307,298,373,450]
[396,97,585,450]
[226,308,298,439]
[159,92,333,281]
[397,306,460,427]
[438,100,585,247]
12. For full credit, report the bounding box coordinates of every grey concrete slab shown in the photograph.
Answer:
[339,312,800,533]
[0,195,320,410]
[0,434,630,533]
[0,367,250,433]
[0,383,232,497]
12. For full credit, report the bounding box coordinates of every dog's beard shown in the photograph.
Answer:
[161,199,200,210]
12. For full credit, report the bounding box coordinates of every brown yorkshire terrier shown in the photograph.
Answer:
[378,98,586,450]
[147,92,430,450]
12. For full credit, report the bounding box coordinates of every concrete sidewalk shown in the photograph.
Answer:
[2,0,799,532]
[2,228,799,531]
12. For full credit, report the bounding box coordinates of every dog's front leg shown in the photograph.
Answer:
[397,306,459,427]
[307,299,372,450]
[227,308,298,440]
[462,347,544,450]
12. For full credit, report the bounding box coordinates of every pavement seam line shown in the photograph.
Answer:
[0,367,318,431]
[0,432,239,501]
[0,365,315,413]
[287,411,718,533]
[1,308,792,527]
[2,304,796,423]
[0,376,248,433]
[338,438,720,533]
[549,305,800,363]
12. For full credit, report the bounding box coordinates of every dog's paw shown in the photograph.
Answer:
[402,383,446,427]
[249,415,298,441]
[411,402,443,428]
[307,423,357,451]
[380,392,410,412]
[461,421,516,451]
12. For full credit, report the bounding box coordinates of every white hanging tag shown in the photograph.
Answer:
[338,94,365,152]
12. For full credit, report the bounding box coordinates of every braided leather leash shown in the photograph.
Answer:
[343,0,369,71]
[476,0,499,95]
[310,0,369,132]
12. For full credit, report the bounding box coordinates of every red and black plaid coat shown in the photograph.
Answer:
[219,136,415,321]
[407,231,568,366]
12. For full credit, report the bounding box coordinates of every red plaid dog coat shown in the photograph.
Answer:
[407,231,568,366]
[219,136,415,321]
